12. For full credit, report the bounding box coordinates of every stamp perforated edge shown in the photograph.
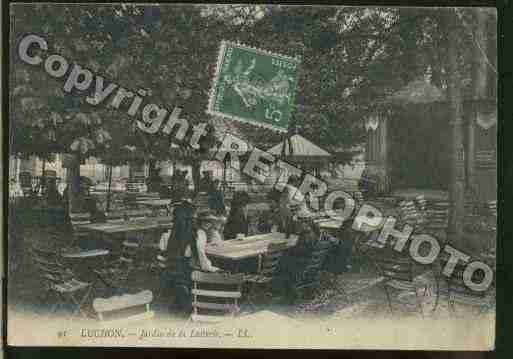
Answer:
[206,40,300,134]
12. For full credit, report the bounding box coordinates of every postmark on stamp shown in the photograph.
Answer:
[207,41,300,133]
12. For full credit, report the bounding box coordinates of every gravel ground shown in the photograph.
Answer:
[8,226,495,323]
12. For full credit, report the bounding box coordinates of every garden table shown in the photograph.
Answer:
[135,199,172,216]
[77,217,173,235]
[77,217,173,270]
[61,248,110,259]
[205,232,298,272]
[60,248,112,285]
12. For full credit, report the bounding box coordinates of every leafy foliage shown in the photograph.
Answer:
[10,5,496,167]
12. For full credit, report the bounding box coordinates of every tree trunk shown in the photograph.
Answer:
[67,153,81,214]
[444,10,465,245]
[468,9,488,196]
[148,158,157,192]
[41,158,46,196]
[222,158,227,192]
[191,160,202,194]
[106,164,113,212]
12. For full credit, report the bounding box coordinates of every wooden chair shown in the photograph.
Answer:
[125,209,152,221]
[424,201,450,238]
[105,211,125,223]
[243,242,288,309]
[148,226,173,270]
[93,290,154,325]
[436,256,494,316]
[398,200,422,229]
[484,200,497,231]
[353,191,364,209]
[93,238,143,293]
[19,171,34,196]
[190,271,244,323]
[195,194,210,211]
[30,245,93,320]
[69,212,92,246]
[371,249,429,317]
[415,195,427,212]
[289,241,332,302]
[415,195,428,226]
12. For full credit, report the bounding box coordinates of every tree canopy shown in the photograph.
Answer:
[10,5,496,166]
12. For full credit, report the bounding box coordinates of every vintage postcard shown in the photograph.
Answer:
[7,4,496,350]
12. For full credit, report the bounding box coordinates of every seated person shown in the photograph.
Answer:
[184,211,221,272]
[281,222,319,276]
[44,179,63,207]
[257,197,280,233]
[173,212,225,313]
[279,177,308,238]
[208,180,226,216]
[224,191,250,240]
[289,221,320,257]
[85,197,107,223]
[77,197,107,250]
[207,215,226,244]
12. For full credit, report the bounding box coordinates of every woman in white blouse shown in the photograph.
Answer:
[184,212,223,272]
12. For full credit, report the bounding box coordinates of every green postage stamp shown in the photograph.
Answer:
[207,41,300,133]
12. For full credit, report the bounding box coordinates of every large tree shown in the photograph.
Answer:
[11,5,494,206]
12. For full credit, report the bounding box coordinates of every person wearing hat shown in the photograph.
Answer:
[223,191,251,240]
[184,211,221,272]
[171,170,190,201]
[280,221,323,302]
[168,189,196,265]
[170,210,223,313]
[207,214,227,244]
[62,176,93,213]
[165,189,196,313]
[44,178,63,208]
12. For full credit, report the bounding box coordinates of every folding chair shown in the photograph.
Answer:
[414,195,428,226]
[398,200,422,229]
[69,212,92,247]
[415,195,427,212]
[353,191,364,210]
[125,209,152,220]
[371,248,430,317]
[190,271,244,323]
[19,171,33,197]
[436,256,494,316]
[243,242,288,310]
[289,240,332,303]
[425,201,450,236]
[93,238,142,293]
[30,245,93,320]
[484,200,497,231]
[106,211,125,223]
[93,290,154,325]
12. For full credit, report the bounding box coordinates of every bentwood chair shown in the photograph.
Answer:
[30,245,93,320]
[289,240,332,303]
[425,201,450,237]
[370,248,430,317]
[397,200,422,229]
[243,242,288,310]
[93,238,143,295]
[69,212,92,247]
[435,256,494,316]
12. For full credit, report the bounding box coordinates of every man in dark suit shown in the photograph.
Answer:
[163,190,195,312]
[208,179,226,216]
[223,191,250,240]
[169,190,195,261]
